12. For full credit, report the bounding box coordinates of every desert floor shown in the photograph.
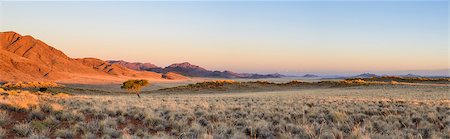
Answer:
[1,83,448,138]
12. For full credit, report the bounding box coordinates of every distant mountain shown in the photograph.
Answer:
[111,61,285,79]
[163,62,210,77]
[400,74,422,78]
[0,31,182,82]
[107,60,164,73]
[372,69,450,77]
[76,58,161,77]
[302,74,319,78]
[352,73,379,78]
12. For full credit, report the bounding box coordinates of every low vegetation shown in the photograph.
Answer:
[0,89,71,138]
[121,79,150,98]
[1,82,61,89]
[154,79,411,94]
[0,89,69,111]
[0,81,447,138]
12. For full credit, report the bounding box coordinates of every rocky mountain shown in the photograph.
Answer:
[107,60,163,72]
[163,62,212,77]
[110,61,285,79]
[352,73,379,78]
[0,31,184,82]
[75,58,162,77]
[162,62,285,78]
[400,74,422,78]
[302,74,319,78]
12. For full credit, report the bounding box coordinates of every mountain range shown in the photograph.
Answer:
[302,74,319,78]
[351,73,427,78]
[0,31,283,83]
[108,60,285,79]
[0,31,186,83]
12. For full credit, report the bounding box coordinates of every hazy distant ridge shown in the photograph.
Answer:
[108,61,285,79]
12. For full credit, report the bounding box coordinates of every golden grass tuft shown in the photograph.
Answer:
[0,90,70,110]
[390,81,399,85]
[0,91,39,109]
[53,93,72,98]
[49,103,64,111]
[211,80,236,83]
[342,79,366,84]
[1,81,62,89]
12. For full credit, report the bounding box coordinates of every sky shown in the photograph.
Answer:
[0,1,448,75]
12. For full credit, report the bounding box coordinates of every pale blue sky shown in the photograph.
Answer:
[1,1,448,75]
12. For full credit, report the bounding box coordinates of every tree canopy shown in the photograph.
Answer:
[121,79,149,98]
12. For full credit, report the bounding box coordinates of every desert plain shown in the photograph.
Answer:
[0,78,448,139]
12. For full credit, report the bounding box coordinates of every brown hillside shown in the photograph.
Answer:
[0,31,171,83]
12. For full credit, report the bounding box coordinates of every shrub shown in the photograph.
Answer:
[185,123,206,139]
[328,111,348,123]
[55,129,75,138]
[116,116,127,124]
[1,82,61,89]
[86,120,101,134]
[143,117,165,131]
[286,80,303,84]
[29,109,46,120]
[102,127,122,138]
[13,122,32,137]
[212,80,236,84]
[42,115,60,129]
[38,88,47,92]
[40,103,64,113]
[0,111,10,126]
[82,132,96,139]
[31,121,50,134]
[0,128,6,138]
[198,118,210,127]
[56,110,85,122]
[100,117,118,129]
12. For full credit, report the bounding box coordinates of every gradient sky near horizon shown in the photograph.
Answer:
[1,1,448,75]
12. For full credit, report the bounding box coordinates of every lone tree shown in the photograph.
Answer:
[121,79,149,98]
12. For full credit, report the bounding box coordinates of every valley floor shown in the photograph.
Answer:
[1,85,447,138]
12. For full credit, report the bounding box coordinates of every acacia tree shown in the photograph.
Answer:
[121,79,149,98]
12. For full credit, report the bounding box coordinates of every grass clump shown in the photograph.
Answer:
[1,82,61,89]
[0,111,10,126]
[13,122,32,137]
[0,90,39,110]
[0,90,69,111]
[55,128,75,138]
